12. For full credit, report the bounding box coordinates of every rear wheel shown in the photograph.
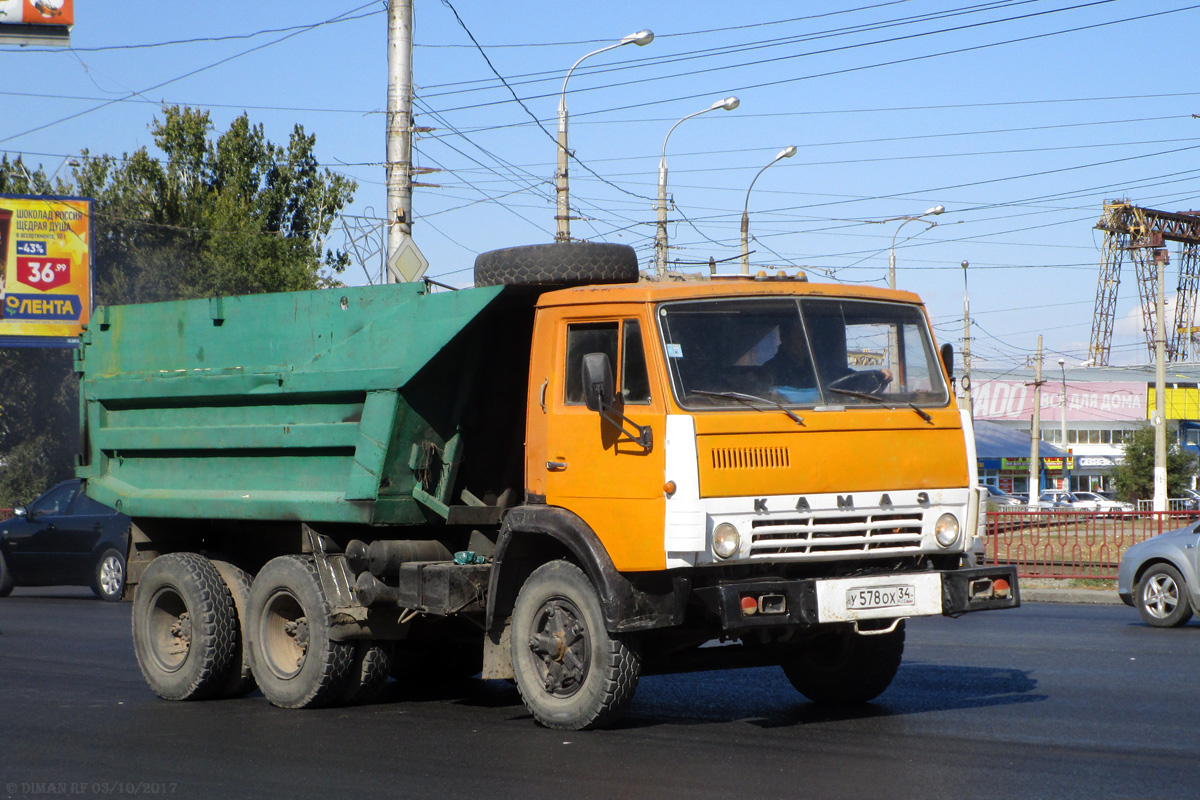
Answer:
[210,560,257,698]
[782,622,905,705]
[337,641,393,705]
[246,555,354,709]
[131,553,239,701]
[510,561,641,730]
[91,548,125,602]
[1136,563,1194,628]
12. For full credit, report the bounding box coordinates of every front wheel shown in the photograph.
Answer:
[91,548,126,602]
[1137,563,1194,628]
[246,555,354,709]
[782,622,905,705]
[510,561,641,730]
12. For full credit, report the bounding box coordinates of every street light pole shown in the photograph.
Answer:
[1058,358,1069,491]
[886,205,945,289]
[555,29,654,243]
[656,96,739,277]
[740,145,796,274]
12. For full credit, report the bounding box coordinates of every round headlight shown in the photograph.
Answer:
[934,514,960,548]
[713,522,741,559]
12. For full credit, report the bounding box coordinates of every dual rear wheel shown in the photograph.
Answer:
[131,553,389,708]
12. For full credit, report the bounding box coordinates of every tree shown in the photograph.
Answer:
[1111,425,1197,504]
[0,108,357,507]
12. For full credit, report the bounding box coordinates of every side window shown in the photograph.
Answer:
[565,322,619,405]
[622,319,651,405]
[28,483,79,517]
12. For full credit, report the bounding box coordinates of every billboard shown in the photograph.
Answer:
[0,1,73,45]
[0,0,73,25]
[972,379,1147,423]
[0,195,92,348]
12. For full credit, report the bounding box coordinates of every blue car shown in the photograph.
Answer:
[1118,520,1200,627]
[0,479,131,601]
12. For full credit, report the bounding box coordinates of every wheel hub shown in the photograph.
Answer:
[527,599,588,697]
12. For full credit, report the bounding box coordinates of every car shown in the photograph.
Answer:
[1071,490,1134,513]
[1036,490,1077,510]
[1176,488,1200,511]
[1118,520,1200,627]
[982,484,1023,511]
[0,480,131,601]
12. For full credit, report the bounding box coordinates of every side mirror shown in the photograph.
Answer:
[582,353,614,413]
[13,506,26,518]
[940,342,954,379]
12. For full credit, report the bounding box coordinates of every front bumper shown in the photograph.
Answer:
[691,565,1020,631]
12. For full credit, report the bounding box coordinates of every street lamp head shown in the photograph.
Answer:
[622,29,655,46]
[776,145,798,161]
[1058,358,1066,367]
[928,204,946,216]
[712,96,740,111]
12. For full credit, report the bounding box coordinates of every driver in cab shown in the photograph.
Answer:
[764,317,892,398]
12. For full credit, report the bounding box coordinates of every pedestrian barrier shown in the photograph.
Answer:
[984,509,1200,579]
[0,508,11,521]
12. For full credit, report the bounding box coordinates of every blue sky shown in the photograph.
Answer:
[2,0,1199,370]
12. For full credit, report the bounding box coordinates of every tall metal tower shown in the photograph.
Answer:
[1088,200,1200,365]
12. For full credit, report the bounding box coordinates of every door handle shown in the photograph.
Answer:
[546,460,568,472]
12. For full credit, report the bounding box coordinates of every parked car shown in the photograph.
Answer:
[1118,520,1200,627]
[1071,490,1134,513]
[1036,490,1077,510]
[982,485,1023,511]
[1177,488,1200,511]
[0,480,131,601]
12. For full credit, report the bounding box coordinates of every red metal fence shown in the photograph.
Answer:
[0,508,11,522]
[984,510,1200,579]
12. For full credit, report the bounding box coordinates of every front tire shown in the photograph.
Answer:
[91,548,126,602]
[510,561,641,730]
[246,555,354,709]
[131,553,239,701]
[782,622,905,705]
[1136,563,1194,628]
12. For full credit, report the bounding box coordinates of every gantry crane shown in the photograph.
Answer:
[1089,200,1200,366]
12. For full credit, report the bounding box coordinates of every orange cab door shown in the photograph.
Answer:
[532,312,667,572]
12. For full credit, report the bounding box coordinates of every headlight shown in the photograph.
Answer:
[934,514,960,547]
[713,522,741,559]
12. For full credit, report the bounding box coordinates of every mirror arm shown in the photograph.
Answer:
[599,397,653,450]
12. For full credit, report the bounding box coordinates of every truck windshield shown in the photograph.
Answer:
[657,297,949,410]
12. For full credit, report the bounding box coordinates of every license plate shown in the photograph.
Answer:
[846,584,915,610]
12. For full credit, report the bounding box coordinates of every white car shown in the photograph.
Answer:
[1071,491,1133,513]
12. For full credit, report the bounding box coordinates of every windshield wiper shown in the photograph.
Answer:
[827,387,933,424]
[691,390,804,425]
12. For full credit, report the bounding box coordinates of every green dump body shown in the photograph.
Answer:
[76,283,532,527]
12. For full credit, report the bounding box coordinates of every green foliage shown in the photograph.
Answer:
[1111,425,1197,503]
[0,107,357,507]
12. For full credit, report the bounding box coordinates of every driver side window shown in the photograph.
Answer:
[563,319,652,405]
[28,483,79,517]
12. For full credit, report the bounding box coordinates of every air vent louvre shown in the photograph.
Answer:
[711,446,791,470]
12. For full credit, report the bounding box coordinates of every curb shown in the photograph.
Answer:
[1021,588,1122,605]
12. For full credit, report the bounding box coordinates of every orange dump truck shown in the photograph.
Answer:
[78,241,1018,731]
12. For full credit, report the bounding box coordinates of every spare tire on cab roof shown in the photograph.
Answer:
[474,241,640,288]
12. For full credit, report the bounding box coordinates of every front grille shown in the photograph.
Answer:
[749,512,924,557]
[711,446,790,470]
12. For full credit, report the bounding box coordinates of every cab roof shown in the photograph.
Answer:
[533,276,924,308]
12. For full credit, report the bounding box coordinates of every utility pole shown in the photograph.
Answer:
[1154,248,1169,511]
[385,0,414,283]
[961,260,973,416]
[1029,336,1043,496]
